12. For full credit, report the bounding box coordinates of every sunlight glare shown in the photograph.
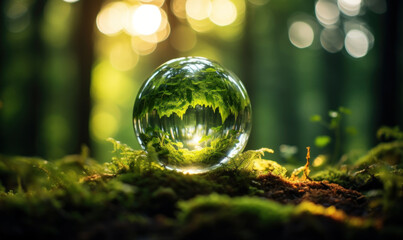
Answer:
[132,4,162,35]
[138,8,170,43]
[96,2,129,35]
[140,23,171,43]
[209,0,237,26]
[288,21,314,48]
[186,133,203,150]
[180,167,206,174]
[186,0,212,20]
[139,0,165,7]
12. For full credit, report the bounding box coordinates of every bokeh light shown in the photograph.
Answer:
[96,2,129,36]
[131,36,158,55]
[187,16,215,32]
[91,61,135,104]
[91,0,385,166]
[313,155,327,167]
[170,25,197,51]
[5,0,30,33]
[171,0,187,19]
[42,0,72,47]
[344,21,374,49]
[132,4,162,35]
[293,0,381,57]
[140,24,171,43]
[338,0,361,16]
[139,0,165,7]
[186,0,212,21]
[138,8,170,43]
[90,103,120,140]
[209,0,237,26]
[288,21,315,48]
[315,0,340,26]
[344,29,369,58]
[91,61,132,140]
[320,27,344,53]
[109,43,139,71]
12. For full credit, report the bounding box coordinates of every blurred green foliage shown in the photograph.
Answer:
[1,0,402,165]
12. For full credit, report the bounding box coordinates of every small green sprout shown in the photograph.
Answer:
[311,106,356,164]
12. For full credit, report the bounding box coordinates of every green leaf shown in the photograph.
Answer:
[310,115,322,122]
[315,135,331,148]
[338,106,351,115]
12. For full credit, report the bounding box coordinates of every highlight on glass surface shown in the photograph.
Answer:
[132,57,252,174]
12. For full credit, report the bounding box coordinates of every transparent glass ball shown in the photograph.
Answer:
[133,57,252,173]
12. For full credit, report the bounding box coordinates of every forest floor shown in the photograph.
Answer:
[0,133,402,240]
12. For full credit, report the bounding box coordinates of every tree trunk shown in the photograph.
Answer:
[377,0,400,127]
[74,0,103,153]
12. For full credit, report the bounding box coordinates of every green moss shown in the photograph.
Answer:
[0,137,402,239]
[377,126,403,140]
[178,193,294,224]
[355,141,403,168]
[311,138,403,192]
[311,169,372,190]
[177,194,376,239]
[140,128,240,169]
[177,194,294,239]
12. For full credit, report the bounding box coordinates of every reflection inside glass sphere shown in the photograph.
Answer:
[133,57,252,173]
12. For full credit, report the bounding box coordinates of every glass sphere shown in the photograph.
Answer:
[133,57,252,173]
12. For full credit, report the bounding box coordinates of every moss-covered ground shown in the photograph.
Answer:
[0,134,402,240]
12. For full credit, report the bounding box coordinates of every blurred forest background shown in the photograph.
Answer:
[0,0,402,165]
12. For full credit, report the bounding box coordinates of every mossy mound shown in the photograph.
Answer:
[0,139,402,239]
